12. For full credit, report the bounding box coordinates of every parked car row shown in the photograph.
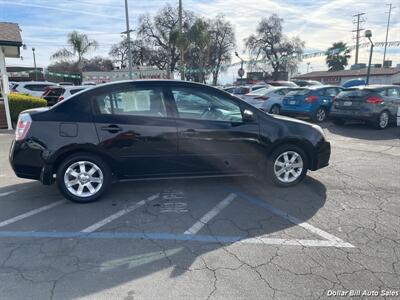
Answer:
[230,83,400,129]
[10,81,93,105]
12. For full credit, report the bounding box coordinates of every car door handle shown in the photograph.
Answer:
[182,129,198,136]
[101,125,123,133]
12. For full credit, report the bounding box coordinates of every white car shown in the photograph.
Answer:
[12,81,57,97]
[231,85,270,100]
[42,85,91,106]
[242,87,292,114]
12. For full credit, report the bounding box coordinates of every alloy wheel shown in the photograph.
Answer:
[274,151,303,183]
[64,161,104,198]
[379,111,389,129]
[316,108,326,122]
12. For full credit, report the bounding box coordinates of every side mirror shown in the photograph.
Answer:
[243,109,255,122]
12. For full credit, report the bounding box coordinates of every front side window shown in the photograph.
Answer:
[387,88,400,97]
[172,87,243,122]
[94,87,167,118]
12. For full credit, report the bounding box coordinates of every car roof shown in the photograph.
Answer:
[64,85,90,90]
[18,81,56,85]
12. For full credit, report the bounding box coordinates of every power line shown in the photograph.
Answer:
[352,12,365,65]
[383,3,396,65]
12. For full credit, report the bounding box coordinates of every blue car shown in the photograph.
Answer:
[281,86,342,122]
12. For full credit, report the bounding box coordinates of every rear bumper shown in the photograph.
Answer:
[330,110,377,121]
[311,141,330,171]
[9,139,54,184]
[281,108,313,117]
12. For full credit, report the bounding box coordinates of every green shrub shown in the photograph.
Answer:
[8,93,47,123]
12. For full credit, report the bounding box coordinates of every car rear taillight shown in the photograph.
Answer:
[15,113,32,141]
[57,96,65,102]
[366,96,383,104]
[255,96,269,101]
[305,95,319,103]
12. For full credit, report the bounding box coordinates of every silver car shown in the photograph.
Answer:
[241,87,292,114]
[331,85,400,129]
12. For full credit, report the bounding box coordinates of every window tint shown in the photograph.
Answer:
[70,89,84,95]
[94,87,167,118]
[233,87,250,95]
[172,87,243,122]
[24,84,50,91]
[387,88,400,97]
[287,88,310,96]
[325,88,340,96]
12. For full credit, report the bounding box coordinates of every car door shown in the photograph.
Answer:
[386,87,400,118]
[92,82,178,178]
[168,85,261,175]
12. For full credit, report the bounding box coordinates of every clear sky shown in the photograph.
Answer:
[1,0,399,84]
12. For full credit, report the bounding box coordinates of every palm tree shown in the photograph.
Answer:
[51,31,98,70]
[326,42,351,71]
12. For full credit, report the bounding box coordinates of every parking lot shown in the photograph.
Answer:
[0,122,399,299]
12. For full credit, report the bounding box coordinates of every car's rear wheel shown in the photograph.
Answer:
[313,107,327,123]
[267,145,308,187]
[56,153,111,203]
[332,118,345,126]
[270,105,281,114]
[373,111,390,129]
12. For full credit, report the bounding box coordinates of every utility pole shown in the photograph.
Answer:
[352,12,365,65]
[179,0,184,80]
[383,4,395,66]
[124,0,133,79]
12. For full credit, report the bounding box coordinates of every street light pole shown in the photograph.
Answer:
[124,0,133,79]
[179,0,185,80]
[235,51,244,83]
[32,48,37,81]
[365,30,374,85]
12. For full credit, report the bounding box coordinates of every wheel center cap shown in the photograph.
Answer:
[79,174,90,183]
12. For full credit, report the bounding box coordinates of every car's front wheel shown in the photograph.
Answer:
[56,153,111,203]
[267,145,308,187]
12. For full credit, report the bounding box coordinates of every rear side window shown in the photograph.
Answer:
[338,89,373,98]
[233,87,250,95]
[24,84,49,91]
[94,87,167,118]
[325,88,340,96]
[45,88,65,97]
[287,88,310,96]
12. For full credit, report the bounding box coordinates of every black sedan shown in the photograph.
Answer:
[10,80,331,203]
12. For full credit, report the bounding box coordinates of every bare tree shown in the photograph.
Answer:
[245,14,304,80]
[109,38,151,69]
[138,4,194,78]
[209,15,235,85]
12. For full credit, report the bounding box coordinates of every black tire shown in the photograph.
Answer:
[267,144,308,187]
[373,110,390,130]
[270,105,281,115]
[56,153,111,203]
[332,118,345,126]
[313,107,327,123]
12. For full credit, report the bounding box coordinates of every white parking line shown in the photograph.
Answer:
[238,237,354,248]
[0,190,16,197]
[81,193,159,233]
[0,186,31,198]
[184,193,236,235]
[0,200,67,228]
